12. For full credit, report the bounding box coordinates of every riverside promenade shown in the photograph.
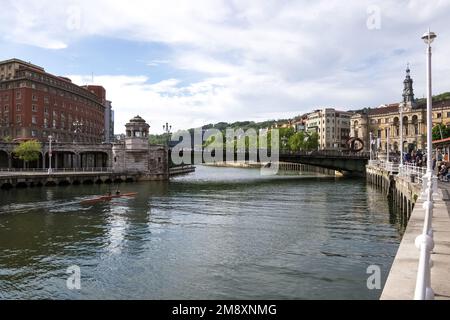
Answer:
[0,165,196,189]
[369,161,450,300]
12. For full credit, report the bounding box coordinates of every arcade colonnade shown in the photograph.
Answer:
[0,143,112,170]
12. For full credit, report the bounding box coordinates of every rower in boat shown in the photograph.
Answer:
[80,189,137,205]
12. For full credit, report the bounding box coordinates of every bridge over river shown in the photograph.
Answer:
[170,149,370,175]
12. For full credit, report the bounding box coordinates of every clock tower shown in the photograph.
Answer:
[402,64,415,106]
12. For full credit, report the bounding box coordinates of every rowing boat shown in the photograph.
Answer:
[81,192,138,205]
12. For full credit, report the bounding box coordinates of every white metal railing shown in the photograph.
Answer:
[384,162,399,172]
[398,164,427,184]
[367,160,399,172]
[414,171,436,300]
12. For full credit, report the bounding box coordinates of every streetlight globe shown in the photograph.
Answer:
[421,31,437,44]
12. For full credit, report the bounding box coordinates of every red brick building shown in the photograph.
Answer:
[0,58,106,143]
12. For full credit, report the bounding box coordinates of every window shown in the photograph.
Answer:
[437,113,442,118]
[16,92,21,99]
[16,104,21,111]
[32,115,37,124]
[44,118,48,128]
[53,119,56,128]
[16,115,21,123]
[32,105,38,112]
[31,130,37,137]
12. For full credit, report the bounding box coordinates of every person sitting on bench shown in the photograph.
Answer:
[438,163,448,181]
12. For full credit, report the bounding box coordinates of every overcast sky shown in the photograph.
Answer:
[1,0,450,134]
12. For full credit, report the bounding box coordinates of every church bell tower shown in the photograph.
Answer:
[402,64,415,106]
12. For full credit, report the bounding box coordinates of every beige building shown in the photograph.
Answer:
[351,67,450,153]
[112,115,168,180]
[305,108,352,150]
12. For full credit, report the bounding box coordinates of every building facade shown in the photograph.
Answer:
[0,59,107,143]
[112,116,168,180]
[104,100,115,143]
[305,108,351,150]
[350,67,450,153]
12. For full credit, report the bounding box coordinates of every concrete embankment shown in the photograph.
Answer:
[381,188,450,300]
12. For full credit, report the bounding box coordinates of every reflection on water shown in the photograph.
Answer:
[0,165,403,299]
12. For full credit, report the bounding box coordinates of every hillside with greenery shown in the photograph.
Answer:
[416,92,450,105]
[150,118,318,152]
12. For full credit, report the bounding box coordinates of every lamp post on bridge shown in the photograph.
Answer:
[281,136,288,153]
[48,135,53,174]
[163,122,172,147]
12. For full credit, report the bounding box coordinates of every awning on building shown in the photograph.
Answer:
[433,137,450,146]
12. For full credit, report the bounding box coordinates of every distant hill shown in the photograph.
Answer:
[201,119,290,132]
[416,92,450,105]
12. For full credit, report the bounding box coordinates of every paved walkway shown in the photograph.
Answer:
[381,185,450,300]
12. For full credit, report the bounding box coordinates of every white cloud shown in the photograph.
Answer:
[2,0,450,133]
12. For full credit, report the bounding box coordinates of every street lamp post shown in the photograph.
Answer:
[423,29,436,178]
[281,136,288,153]
[163,122,172,147]
[399,103,404,167]
[48,135,53,174]
[414,29,437,301]
[386,127,390,163]
[73,120,84,143]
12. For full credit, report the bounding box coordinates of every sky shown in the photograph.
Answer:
[1,0,450,134]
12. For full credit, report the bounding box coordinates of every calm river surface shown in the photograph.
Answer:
[0,165,404,300]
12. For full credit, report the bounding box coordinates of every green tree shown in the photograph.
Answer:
[288,132,305,151]
[2,136,12,143]
[432,124,450,141]
[304,132,319,151]
[279,127,295,151]
[13,140,42,168]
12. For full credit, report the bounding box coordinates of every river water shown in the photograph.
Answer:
[0,165,404,300]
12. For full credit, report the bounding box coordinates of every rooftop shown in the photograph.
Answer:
[0,58,45,72]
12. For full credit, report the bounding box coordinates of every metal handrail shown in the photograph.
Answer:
[384,162,399,172]
[399,164,427,184]
[414,171,435,300]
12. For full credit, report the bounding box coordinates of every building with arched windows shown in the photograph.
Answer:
[351,66,450,153]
